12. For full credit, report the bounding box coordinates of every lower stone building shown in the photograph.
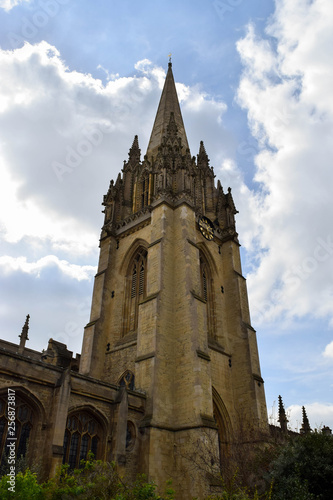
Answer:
[0,333,146,482]
[0,61,269,499]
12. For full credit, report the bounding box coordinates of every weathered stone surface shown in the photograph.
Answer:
[0,62,267,500]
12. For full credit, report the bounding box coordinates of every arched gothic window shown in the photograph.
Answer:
[0,394,34,468]
[123,248,147,335]
[200,255,215,339]
[212,389,232,472]
[62,411,102,469]
[119,370,135,391]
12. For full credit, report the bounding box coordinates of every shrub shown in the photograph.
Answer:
[269,432,333,500]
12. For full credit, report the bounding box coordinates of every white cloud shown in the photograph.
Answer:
[236,0,333,326]
[287,403,333,432]
[0,43,228,252]
[323,341,333,359]
[0,43,229,353]
[0,255,96,281]
[0,0,30,11]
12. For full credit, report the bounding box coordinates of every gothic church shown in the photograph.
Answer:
[0,61,268,499]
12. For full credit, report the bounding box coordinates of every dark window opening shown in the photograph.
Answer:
[62,412,102,469]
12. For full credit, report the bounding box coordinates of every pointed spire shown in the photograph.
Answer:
[278,395,288,432]
[197,141,209,166]
[128,135,141,163]
[146,62,189,158]
[300,406,311,434]
[18,314,30,354]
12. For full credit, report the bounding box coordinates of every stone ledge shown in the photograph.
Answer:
[109,335,137,353]
[95,269,107,278]
[139,292,159,305]
[135,352,155,363]
[253,373,264,384]
[148,238,163,248]
[242,321,256,333]
[139,421,218,432]
[196,349,211,361]
[190,290,206,303]
[208,340,231,358]
[84,319,99,329]
[187,238,199,249]
[234,269,246,280]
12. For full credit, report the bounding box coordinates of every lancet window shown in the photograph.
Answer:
[123,249,147,335]
[200,254,215,338]
[62,411,102,469]
[0,394,34,467]
[133,173,150,213]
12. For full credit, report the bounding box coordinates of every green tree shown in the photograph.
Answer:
[0,469,44,500]
[269,432,333,500]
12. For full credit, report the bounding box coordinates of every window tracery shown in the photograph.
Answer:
[123,248,147,335]
[62,411,101,469]
[119,371,135,391]
[0,395,34,468]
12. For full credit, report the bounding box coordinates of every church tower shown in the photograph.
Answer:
[80,61,268,498]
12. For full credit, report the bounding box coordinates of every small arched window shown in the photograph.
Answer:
[119,370,135,391]
[62,411,102,469]
[124,248,147,335]
[200,254,215,339]
[0,394,34,468]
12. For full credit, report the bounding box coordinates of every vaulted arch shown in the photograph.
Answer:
[212,387,233,469]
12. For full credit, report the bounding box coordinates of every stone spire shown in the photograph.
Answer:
[128,135,141,164]
[278,395,288,432]
[146,60,189,159]
[18,314,30,354]
[300,406,311,434]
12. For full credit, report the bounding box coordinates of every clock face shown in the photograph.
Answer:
[198,216,214,240]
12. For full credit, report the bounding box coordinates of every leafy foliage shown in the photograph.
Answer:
[269,432,333,500]
[0,469,44,499]
[1,434,332,499]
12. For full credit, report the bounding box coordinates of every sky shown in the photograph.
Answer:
[0,0,332,432]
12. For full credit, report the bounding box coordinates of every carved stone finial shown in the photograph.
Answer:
[129,135,140,157]
[197,140,209,166]
[278,395,288,432]
[18,314,30,354]
[300,406,311,434]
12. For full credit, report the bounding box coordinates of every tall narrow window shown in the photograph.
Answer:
[200,255,215,339]
[141,174,149,208]
[62,411,102,469]
[124,248,147,335]
[0,395,35,469]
